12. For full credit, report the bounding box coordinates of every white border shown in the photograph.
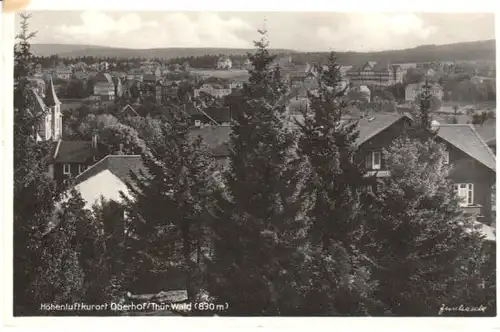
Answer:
[2,0,500,330]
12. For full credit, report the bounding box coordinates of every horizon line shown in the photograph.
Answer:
[30,38,496,54]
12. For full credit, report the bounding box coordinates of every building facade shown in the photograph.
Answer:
[346,61,404,86]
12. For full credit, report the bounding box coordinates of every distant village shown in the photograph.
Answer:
[27,52,496,232]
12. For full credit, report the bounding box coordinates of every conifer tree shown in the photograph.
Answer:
[207,31,309,315]
[362,84,490,315]
[13,13,63,315]
[295,53,377,315]
[31,190,91,315]
[122,109,216,300]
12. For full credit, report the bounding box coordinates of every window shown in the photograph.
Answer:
[444,149,450,164]
[372,151,381,170]
[454,183,474,206]
[365,151,381,170]
[78,164,88,174]
[63,164,71,175]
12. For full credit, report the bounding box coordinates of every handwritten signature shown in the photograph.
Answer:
[438,304,487,315]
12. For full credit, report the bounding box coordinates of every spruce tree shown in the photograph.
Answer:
[32,190,91,315]
[362,84,490,315]
[207,31,309,315]
[296,53,377,315]
[122,109,216,301]
[13,13,63,315]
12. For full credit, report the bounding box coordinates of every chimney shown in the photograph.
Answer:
[92,133,98,149]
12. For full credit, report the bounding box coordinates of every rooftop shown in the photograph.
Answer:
[52,140,99,163]
[75,155,146,186]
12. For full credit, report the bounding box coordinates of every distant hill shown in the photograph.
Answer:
[30,44,296,59]
[30,39,495,63]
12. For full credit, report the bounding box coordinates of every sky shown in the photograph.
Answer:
[18,11,496,52]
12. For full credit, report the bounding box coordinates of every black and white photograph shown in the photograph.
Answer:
[7,6,497,321]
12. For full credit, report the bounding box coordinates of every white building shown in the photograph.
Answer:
[194,83,232,99]
[217,57,232,70]
[32,78,63,141]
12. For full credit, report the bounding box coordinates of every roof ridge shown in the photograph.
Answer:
[468,124,497,162]
[438,124,495,171]
[74,154,142,184]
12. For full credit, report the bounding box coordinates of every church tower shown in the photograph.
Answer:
[44,77,62,141]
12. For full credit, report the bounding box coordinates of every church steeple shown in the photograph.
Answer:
[44,77,61,107]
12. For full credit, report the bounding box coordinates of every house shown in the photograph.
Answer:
[56,64,73,80]
[72,155,145,210]
[190,106,231,127]
[357,113,496,224]
[49,135,105,183]
[349,85,371,102]
[216,57,232,70]
[346,61,404,86]
[32,78,63,142]
[93,72,116,101]
[187,126,231,169]
[194,83,232,99]
[405,82,444,102]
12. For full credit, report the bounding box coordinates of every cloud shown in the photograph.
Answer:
[157,13,254,48]
[316,13,437,51]
[54,11,253,48]
[57,11,158,38]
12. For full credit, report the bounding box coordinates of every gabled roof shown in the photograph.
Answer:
[122,104,139,117]
[52,140,99,163]
[204,107,231,123]
[143,74,157,82]
[356,114,496,171]
[437,124,496,171]
[44,77,61,107]
[94,72,114,85]
[357,113,410,145]
[75,155,145,186]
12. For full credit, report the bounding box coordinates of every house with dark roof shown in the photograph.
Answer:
[72,155,146,210]
[49,136,107,183]
[357,113,496,224]
[190,106,231,127]
[93,72,116,101]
